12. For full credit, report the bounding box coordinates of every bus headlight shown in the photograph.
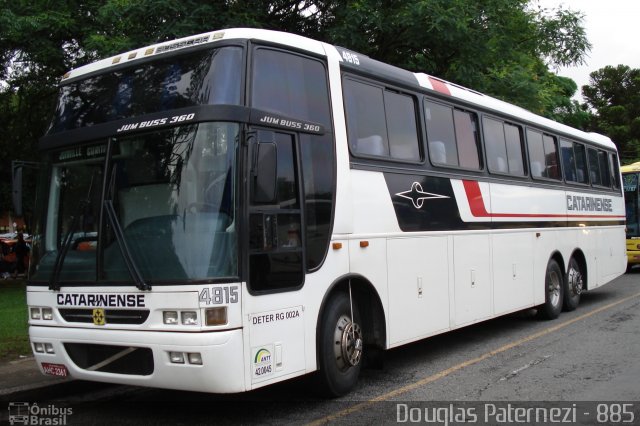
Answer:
[42,308,53,320]
[33,342,45,353]
[169,352,185,364]
[181,311,198,325]
[205,307,227,326]
[163,311,179,325]
[30,308,42,320]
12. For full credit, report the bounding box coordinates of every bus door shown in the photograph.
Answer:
[246,127,306,385]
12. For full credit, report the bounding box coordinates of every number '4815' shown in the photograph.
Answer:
[199,285,239,305]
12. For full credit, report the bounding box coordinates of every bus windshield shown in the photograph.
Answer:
[624,172,639,237]
[48,46,242,133]
[30,122,239,284]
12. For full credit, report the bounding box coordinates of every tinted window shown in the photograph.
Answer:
[610,153,621,189]
[543,134,560,179]
[527,129,560,180]
[561,139,588,184]
[249,133,303,292]
[343,80,389,157]
[455,110,481,169]
[425,101,457,166]
[50,47,243,133]
[385,91,420,160]
[504,123,525,175]
[343,79,420,161]
[253,49,335,273]
[252,49,331,128]
[425,101,481,169]
[598,151,611,187]
[483,117,524,175]
[588,148,602,185]
[300,134,334,270]
[574,143,589,184]
[484,117,507,172]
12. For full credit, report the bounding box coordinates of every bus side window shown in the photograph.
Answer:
[610,153,621,189]
[588,148,602,186]
[343,79,389,157]
[252,48,331,128]
[343,79,421,161]
[526,129,560,180]
[425,101,457,166]
[425,100,481,169]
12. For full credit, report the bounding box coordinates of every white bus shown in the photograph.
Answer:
[26,28,626,396]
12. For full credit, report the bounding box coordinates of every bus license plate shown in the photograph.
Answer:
[42,363,68,377]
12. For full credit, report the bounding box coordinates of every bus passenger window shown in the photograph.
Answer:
[588,148,602,185]
[526,129,560,180]
[454,110,481,169]
[504,123,525,175]
[483,117,508,173]
[384,91,420,161]
[343,79,389,157]
[562,140,589,184]
[610,153,621,189]
[425,100,480,169]
[425,101,457,166]
[343,79,421,161]
[484,117,525,176]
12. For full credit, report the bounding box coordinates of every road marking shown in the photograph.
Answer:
[308,290,640,425]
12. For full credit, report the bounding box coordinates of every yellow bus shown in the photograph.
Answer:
[622,161,640,271]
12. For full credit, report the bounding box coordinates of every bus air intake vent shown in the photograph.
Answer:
[59,309,149,325]
[64,343,154,375]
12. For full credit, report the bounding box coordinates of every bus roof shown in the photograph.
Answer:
[59,28,616,152]
[621,161,640,173]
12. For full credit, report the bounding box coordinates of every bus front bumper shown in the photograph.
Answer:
[29,326,246,393]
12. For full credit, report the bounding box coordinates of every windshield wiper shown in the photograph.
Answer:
[49,173,97,291]
[103,200,150,291]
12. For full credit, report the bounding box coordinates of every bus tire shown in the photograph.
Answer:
[537,259,564,320]
[563,258,583,311]
[316,292,363,397]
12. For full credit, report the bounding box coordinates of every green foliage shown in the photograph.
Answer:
[0,0,595,215]
[582,65,640,164]
[0,280,30,360]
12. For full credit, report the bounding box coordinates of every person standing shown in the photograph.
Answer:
[14,232,29,277]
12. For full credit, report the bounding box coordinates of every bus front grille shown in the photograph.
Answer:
[64,343,154,375]
[59,309,150,325]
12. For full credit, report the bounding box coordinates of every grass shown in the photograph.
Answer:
[0,279,31,361]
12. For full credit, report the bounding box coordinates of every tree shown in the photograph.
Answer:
[582,65,640,164]
[0,0,592,214]
[323,0,590,115]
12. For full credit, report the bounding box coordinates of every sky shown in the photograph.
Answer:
[536,0,640,101]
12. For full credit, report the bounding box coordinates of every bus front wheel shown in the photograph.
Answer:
[563,258,583,311]
[537,259,564,320]
[316,292,363,397]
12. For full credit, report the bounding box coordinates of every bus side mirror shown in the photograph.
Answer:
[12,163,24,217]
[12,160,40,217]
[254,142,278,204]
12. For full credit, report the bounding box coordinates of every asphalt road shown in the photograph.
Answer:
[4,271,640,425]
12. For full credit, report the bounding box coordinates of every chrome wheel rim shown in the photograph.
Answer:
[333,314,363,371]
[567,266,583,296]
[548,270,561,307]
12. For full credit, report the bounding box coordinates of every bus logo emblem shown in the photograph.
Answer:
[92,308,106,326]
[396,182,449,209]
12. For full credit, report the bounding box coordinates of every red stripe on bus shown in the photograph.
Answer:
[428,77,451,96]
[462,180,625,219]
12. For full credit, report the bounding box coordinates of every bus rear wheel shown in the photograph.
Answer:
[563,258,583,311]
[316,292,363,397]
[537,259,564,320]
